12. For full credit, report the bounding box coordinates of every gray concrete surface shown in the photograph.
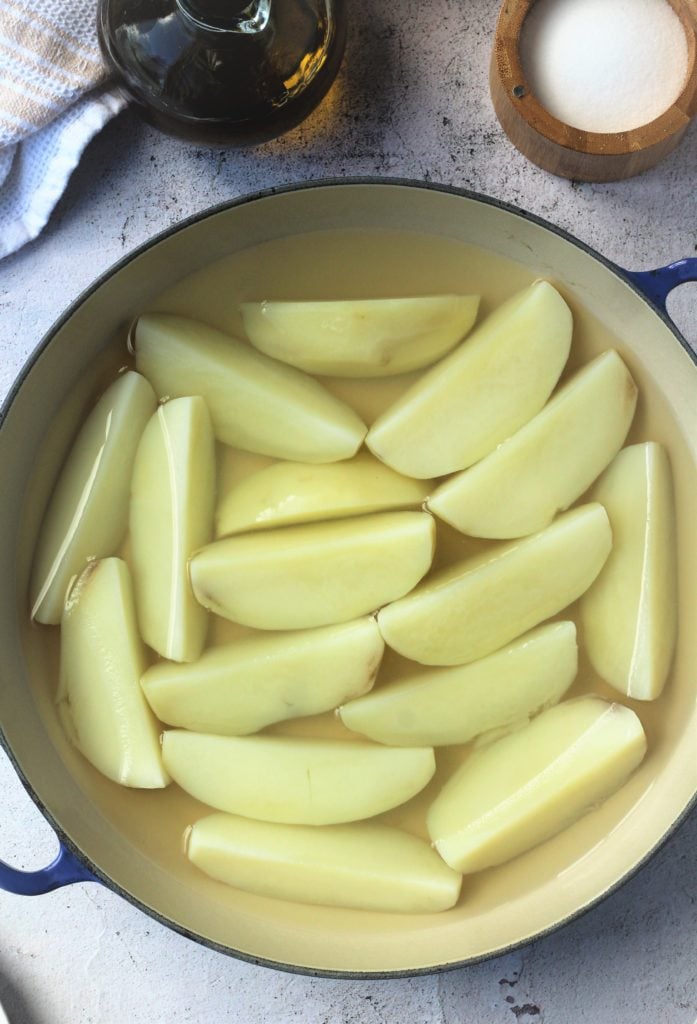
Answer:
[1,2,696,1021]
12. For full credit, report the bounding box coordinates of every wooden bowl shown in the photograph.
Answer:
[490,0,697,181]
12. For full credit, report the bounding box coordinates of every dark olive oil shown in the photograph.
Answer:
[98,0,346,144]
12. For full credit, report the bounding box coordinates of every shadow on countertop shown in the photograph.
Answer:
[0,958,48,1024]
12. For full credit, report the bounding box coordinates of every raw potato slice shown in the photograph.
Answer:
[366,281,572,478]
[130,396,215,663]
[427,696,646,873]
[58,558,169,788]
[581,442,677,700]
[377,504,611,665]
[340,621,577,746]
[186,813,462,913]
[141,617,384,734]
[240,294,480,377]
[190,510,436,631]
[428,350,637,538]
[30,371,156,624]
[215,452,432,537]
[133,314,366,462]
[162,731,435,824]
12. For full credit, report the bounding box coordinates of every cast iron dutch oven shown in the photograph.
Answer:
[1,180,696,976]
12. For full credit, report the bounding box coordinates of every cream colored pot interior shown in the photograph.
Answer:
[1,183,696,975]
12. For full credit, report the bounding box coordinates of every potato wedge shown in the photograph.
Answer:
[366,281,572,478]
[187,813,462,913]
[141,617,384,734]
[215,452,432,536]
[377,504,611,665]
[240,294,480,377]
[130,396,215,662]
[190,510,436,631]
[162,731,435,824]
[428,350,637,538]
[30,371,156,624]
[133,314,366,462]
[340,621,577,746]
[581,442,677,700]
[427,697,646,873]
[58,558,169,788]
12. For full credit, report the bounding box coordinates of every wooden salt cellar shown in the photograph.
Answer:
[490,0,697,181]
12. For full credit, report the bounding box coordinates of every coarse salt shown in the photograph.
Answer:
[520,0,690,133]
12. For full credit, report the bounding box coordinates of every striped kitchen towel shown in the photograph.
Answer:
[0,0,126,260]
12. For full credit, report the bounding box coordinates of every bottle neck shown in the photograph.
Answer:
[175,0,271,33]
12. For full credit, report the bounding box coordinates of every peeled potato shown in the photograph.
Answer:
[340,620,577,746]
[187,813,462,913]
[581,442,677,700]
[130,396,216,663]
[366,281,572,478]
[162,731,435,825]
[427,696,646,873]
[58,558,169,789]
[35,255,668,916]
[377,504,611,665]
[30,371,156,624]
[141,617,384,735]
[215,452,432,537]
[240,294,480,377]
[190,510,436,631]
[429,350,637,538]
[133,314,366,462]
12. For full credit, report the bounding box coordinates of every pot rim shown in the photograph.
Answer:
[1,175,695,979]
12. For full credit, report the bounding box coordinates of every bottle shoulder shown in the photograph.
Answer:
[98,0,346,143]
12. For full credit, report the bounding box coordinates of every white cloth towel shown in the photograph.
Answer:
[0,0,126,260]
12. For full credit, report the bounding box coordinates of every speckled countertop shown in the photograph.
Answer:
[1,2,696,1022]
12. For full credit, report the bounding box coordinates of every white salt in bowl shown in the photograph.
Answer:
[490,0,697,181]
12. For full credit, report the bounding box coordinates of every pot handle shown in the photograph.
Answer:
[0,841,97,895]
[623,258,697,314]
